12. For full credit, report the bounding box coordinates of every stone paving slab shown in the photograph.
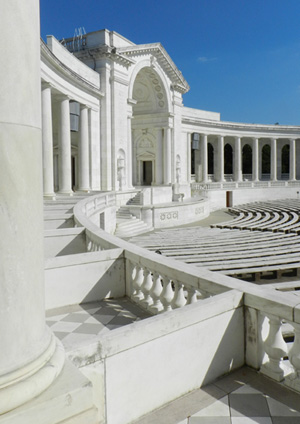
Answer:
[135,367,300,424]
[46,298,151,352]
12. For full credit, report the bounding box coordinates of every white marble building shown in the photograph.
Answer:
[41,29,300,200]
[3,2,300,423]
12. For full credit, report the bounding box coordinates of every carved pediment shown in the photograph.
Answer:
[118,43,190,94]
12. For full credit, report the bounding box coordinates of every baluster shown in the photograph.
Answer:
[186,286,198,305]
[141,268,154,309]
[149,272,164,314]
[160,275,174,312]
[260,314,287,381]
[285,322,300,391]
[132,265,144,302]
[171,281,186,309]
[86,240,92,252]
[128,261,137,297]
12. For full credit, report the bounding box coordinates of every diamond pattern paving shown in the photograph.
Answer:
[46,298,150,351]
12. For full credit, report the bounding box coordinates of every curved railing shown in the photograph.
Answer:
[73,192,233,311]
[73,191,300,392]
[192,180,300,191]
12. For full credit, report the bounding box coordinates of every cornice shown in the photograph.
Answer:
[182,115,300,136]
[40,39,104,98]
[73,45,135,67]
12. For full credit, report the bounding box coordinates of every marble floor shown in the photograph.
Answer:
[46,297,151,351]
[135,367,300,424]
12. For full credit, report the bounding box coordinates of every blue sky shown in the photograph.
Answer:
[40,0,300,126]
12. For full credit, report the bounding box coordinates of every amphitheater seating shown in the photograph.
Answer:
[130,199,300,282]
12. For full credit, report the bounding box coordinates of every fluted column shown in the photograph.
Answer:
[217,135,224,182]
[271,138,277,181]
[78,105,90,191]
[41,82,55,198]
[201,134,208,182]
[290,139,296,181]
[0,0,64,414]
[163,127,172,185]
[234,136,242,182]
[58,95,73,194]
[252,138,259,181]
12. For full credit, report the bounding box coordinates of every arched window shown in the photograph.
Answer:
[262,144,271,175]
[242,144,252,174]
[281,144,290,176]
[224,143,233,175]
[208,143,214,174]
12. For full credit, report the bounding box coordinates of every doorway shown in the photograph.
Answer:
[142,161,152,185]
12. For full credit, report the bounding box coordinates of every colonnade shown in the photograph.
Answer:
[192,134,298,183]
[41,82,92,197]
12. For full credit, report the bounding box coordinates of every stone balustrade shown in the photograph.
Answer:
[192,180,300,192]
[127,260,202,314]
[74,191,300,395]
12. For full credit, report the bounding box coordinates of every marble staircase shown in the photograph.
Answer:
[115,206,153,238]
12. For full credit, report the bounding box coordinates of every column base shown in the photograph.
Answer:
[0,360,98,424]
[57,190,73,196]
[43,193,56,200]
[0,333,65,415]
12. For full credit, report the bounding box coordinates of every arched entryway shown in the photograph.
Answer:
[261,144,271,179]
[281,144,290,179]
[208,143,214,177]
[130,65,170,186]
[242,144,252,177]
[224,143,233,176]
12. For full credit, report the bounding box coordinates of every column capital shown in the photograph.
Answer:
[41,81,54,90]
[80,103,89,111]
[56,93,71,102]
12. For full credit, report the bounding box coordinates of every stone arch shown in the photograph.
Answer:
[242,144,252,175]
[281,144,290,176]
[208,143,214,175]
[224,143,233,175]
[261,144,271,176]
[128,59,172,112]
[130,62,173,186]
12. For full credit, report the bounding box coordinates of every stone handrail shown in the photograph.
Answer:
[192,180,300,191]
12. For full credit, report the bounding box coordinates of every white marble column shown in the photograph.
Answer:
[201,134,208,182]
[164,127,172,185]
[290,138,296,181]
[252,138,259,181]
[186,133,192,183]
[132,129,137,185]
[58,95,73,194]
[234,136,242,182]
[78,105,90,191]
[41,82,55,198]
[271,138,277,181]
[0,0,64,414]
[156,129,164,184]
[127,116,133,188]
[217,135,224,182]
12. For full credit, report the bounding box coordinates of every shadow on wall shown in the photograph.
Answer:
[44,249,126,310]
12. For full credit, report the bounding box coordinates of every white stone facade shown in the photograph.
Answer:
[40,29,300,197]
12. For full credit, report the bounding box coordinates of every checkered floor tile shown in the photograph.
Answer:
[187,385,300,423]
[46,298,150,351]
